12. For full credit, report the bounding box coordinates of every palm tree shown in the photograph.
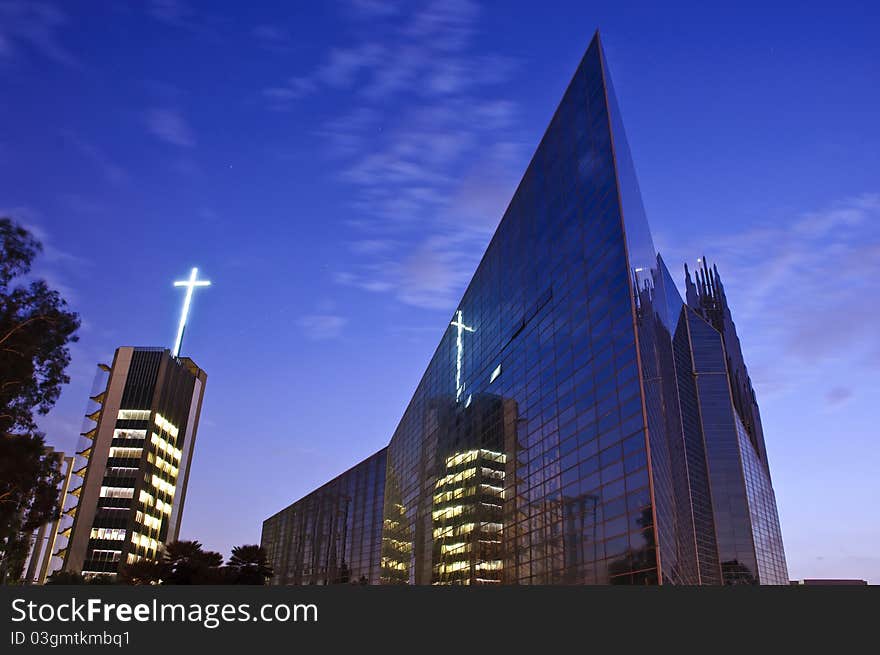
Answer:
[162,540,223,584]
[118,559,166,585]
[228,544,273,585]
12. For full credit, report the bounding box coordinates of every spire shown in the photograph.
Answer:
[713,263,727,305]
[701,255,711,301]
[684,262,700,307]
[698,259,709,299]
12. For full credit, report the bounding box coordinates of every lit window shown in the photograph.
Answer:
[99,486,134,499]
[440,542,469,555]
[154,414,179,438]
[431,505,463,521]
[117,409,150,421]
[90,527,126,540]
[476,560,503,571]
[113,428,147,440]
[446,450,479,468]
[108,447,142,459]
[138,512,162,530]
[150,433,182,461]
[151,475,175,495]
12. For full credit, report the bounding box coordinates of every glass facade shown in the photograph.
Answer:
[679,261,789,584]
[262,449,387,585]
[375,30,663,587]
[264,31,788,585]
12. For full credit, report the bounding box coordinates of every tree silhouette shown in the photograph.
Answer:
[227,544,273,585]
[162,540,224,584]
[0,217,79,583]
[118,558,166,585]
[0,432,63,583]
[94,541,278,585]
[0,217,80,435]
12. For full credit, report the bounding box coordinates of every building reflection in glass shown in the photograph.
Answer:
[432,448,505,584]
[380,469,411,584]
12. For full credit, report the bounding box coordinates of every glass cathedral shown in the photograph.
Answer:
[262,31,788,585]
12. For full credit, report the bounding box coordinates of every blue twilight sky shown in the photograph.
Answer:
[1,0,878,582]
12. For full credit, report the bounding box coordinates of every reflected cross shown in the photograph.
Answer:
[450,310,474,403]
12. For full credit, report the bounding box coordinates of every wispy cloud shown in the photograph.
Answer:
[318,43,386,88]
[262,77,317,111]
[337,231,487,309]
[265,0,523,312]
[825,387,854,406]
[145,108,196,147]
[0,1,79,68]
[2,206,83,267]
[297,313,348,340]
[348,239,397,255]
[61,131,128,185]
[0,205,89,303]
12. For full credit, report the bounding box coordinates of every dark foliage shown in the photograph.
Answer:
[117,558,166,585]
[227,544,273,585]
[0,433,64,584]
[114,541,274,585]
[0,218,79,584]
[0,218,80,436]
[161,540,225,584]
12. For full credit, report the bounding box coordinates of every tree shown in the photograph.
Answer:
[0,218,80,436]
[118,558,166,585]
[162,540,224,584]
[227,544,273,585]
[0,218,79,583]
[0,433,63,583]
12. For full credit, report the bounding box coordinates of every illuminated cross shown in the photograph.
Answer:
[450,310,474,403]
[172,267,211,358]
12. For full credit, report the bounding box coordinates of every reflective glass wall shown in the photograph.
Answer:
[380,33,661,585]
[262,448,387,585]
[680,263,789,584]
